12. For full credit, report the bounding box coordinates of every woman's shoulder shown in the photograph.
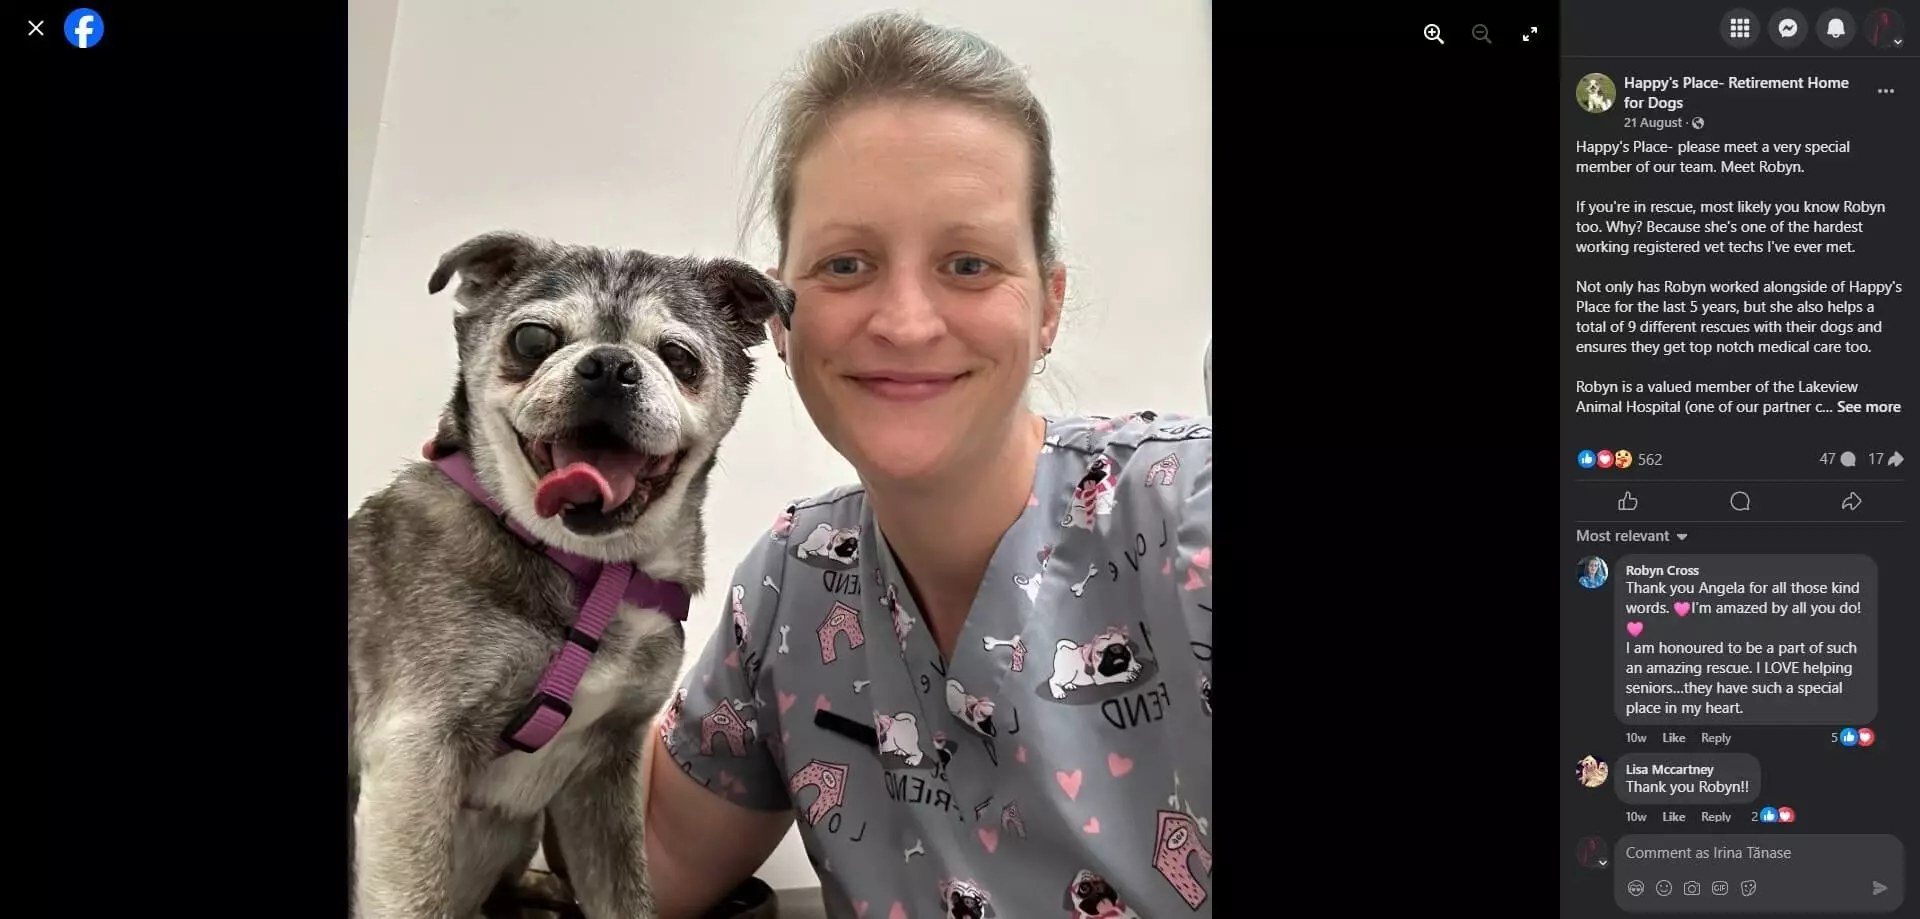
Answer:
[726,483,872,596]
[1044,411,1212,478]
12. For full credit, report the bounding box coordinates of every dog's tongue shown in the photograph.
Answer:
[533,444,649,518]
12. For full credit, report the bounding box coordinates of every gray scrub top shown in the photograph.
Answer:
[660,413,1214,918]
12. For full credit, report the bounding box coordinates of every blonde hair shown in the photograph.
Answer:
[747,11,1060,269]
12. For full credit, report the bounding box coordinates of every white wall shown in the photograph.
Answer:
[348,0,1209,891]
[347,0,400,292]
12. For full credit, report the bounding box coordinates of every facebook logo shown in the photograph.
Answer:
[65,8,104,49]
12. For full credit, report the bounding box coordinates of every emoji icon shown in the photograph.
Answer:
[1840,728,1858,747]
[1777,807,1796,823]
[1578,449,1597,468]
[1615,449,1634,468]
[1760,807,1778,822]
[1597,449,1615,468]
[1656,880,1673,897]
[1857,727,1876,747]
[1674,602,1692,617]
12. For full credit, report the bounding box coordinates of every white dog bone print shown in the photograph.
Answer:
[853,680,871,694]
[762,576,779,593]
[982,635,1027,672]
[904,839,926,862]
[1069,564,1098,598]
[777,625,791,654]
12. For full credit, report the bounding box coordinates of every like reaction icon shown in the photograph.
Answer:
[1618,491,1640,511]
[1841,728,1859,747]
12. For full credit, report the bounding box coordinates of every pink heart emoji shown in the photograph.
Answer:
[1056,769,1083,800]
[778,692,797,713]
[888,903,907,919]
[855,903,869,918]
[723,649,739,668]
[977,827,999,853]
[815,694,832,712]
[1016,745,1028,763]
[1673,602,1691,617]
[1626,621,1644,638]
[1107,752,1134,777]
[1083,817,1101,834]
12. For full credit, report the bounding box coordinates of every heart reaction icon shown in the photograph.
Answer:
[1674,602,1692,617]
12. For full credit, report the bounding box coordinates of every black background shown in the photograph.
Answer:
[1558,1,1914,917]
[24,2,1822,917]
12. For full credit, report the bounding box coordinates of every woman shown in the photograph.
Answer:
[1579,556,1608,590]
[643,13,1212,918]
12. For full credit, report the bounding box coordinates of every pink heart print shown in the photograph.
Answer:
[1673,602,1691,617]
[1626,621,1644,638]
[977,827,999,853]
[1107,752,1134,777]
[1056,769,1084,800]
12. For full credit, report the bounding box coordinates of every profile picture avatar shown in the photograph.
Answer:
[1577,556,1609,589]
[1575,72,1616,113]
[1576,755,1610,789]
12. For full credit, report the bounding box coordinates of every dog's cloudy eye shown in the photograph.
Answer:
[510,324,559,360]
[659,342,702,385]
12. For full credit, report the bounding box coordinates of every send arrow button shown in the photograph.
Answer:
[1874,881,1888,895]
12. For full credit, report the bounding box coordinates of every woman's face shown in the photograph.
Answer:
[1587,559,1601,576]
[774,100,1063,485]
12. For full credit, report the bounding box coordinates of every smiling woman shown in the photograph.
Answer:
[643,12,1215,919]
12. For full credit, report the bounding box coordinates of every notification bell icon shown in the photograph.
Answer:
[1828,17,1846,37]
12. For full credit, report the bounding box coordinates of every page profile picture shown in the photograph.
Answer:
[1575,73,1617,114]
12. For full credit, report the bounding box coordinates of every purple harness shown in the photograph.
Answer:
[435,451,691,757]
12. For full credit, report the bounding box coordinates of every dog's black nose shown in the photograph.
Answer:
[576,347,642,396]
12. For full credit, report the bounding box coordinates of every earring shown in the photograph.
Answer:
[1032,347,1052,375]
[778,351,792,381]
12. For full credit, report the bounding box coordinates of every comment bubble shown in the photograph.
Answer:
[1614,834,1904,913]
[1613,555,1877,725]
[1614,753,1761,804]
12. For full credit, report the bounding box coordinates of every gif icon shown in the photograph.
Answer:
[64,8,104,49]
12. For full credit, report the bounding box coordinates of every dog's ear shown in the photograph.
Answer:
[428,232,543,310]
[700,258,794,345]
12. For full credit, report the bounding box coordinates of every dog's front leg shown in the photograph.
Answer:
[547,734,653,919]
[354,720,465,919]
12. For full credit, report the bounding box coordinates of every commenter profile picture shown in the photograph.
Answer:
[1577,755,1610,789]
[1578,556,1610,589]
[1576,73,1617,114]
